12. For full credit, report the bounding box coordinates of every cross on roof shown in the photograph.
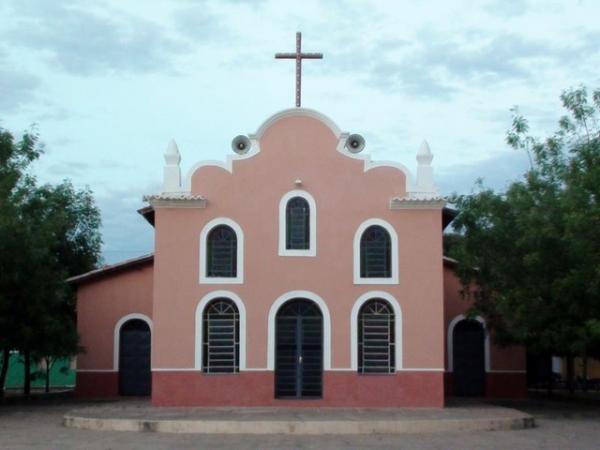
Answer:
[275,32,323,107]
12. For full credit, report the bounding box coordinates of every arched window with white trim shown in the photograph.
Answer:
[353,219,399,284]
[286,197,310,250]
[207,225,237,278]
[202,298,239,373]
[200,218,244,284]
[278,190,316,256]
[358,299,395,373]
[360,226,391,278]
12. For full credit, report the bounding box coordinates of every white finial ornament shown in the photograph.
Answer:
[417,140,433,164]
[415,140,437,196]
[163,139,182,193]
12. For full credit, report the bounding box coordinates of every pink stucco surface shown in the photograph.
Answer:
[76,262,153,371]
[152,114,445,373]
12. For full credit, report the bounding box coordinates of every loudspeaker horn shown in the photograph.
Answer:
[231,135,251,154]
[346,134,365,153]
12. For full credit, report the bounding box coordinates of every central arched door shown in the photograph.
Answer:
[275,299,323,398]
[453,319,485,396]
[119,319,151,396]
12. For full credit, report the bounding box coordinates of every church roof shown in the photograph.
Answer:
[66,253,154,285]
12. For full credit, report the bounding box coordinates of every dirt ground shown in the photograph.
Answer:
[1,396,599,450]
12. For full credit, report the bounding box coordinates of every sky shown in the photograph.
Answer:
[1,0,599,264]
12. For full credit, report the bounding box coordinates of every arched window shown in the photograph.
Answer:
[202,298,240,373]
[360,225,391,278]
[206,225,237,278]
[358,299,395,373]
[286,197,310,250]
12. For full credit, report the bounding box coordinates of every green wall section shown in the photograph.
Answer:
[4,353,75,389]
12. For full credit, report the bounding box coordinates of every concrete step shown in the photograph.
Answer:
[63,403,535,435]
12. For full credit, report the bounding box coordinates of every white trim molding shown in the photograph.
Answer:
[113,313,153,371]
[278,190,317,257]
[350,291,403,371]
[144,193,207,208]
[194,290,247,371]
[199,217,244,284]
[353,218,399,285]
[447,314,491,373]
[389,197,446,209]
[267,290,331,370]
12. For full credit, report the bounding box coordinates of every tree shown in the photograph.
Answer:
[0,127,102,396]
[450,87,600,392]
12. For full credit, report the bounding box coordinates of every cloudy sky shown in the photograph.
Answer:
[1,0,599,264]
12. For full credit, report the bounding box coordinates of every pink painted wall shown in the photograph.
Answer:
[152,114,445,376]
[443,264,526,373]
[76,263,153,371]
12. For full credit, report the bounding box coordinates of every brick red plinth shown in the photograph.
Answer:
[75,372,119,398]
[444,372,527,399]
[485,372,527,399]
[151,371,444,407]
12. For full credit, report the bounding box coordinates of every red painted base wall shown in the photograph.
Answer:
[444,372,527,399]
[75,372,118,398]
[151,371,445,407]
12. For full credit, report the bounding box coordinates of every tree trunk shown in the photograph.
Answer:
[44,357,51,393]
[547,355,554,398]
[582,354,588,393]
[0,349,10,398]
[566,354,575,395]
[23,349,31,397]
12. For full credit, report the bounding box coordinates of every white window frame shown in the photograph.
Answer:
[195,290,247,371]
[199,217,244,284]
[278,190,317,257]
[353,218,399,284]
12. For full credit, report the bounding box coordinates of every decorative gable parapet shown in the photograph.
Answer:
[143,193,207,208]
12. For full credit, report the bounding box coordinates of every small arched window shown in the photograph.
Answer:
[360,225,391,278]
[358,299,395,373]
[202,298,240,373]
[207,225,237,278]
[286,197,310,250]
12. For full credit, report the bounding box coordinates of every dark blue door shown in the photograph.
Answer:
[453,320,485,396]
[275,299,322,398]
[119,319,151,396]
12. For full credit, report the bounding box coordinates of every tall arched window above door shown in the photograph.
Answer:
[200,218,244,284]
[278,190,317,256]
[353,219,399,284]
[360,225,391,278]
[286,197,310,250]
[207,225,237,277]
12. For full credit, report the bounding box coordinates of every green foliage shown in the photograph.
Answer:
[0,127,102,393]
[450,86,600,358]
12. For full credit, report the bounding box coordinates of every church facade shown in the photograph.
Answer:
[70,108,526,407]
